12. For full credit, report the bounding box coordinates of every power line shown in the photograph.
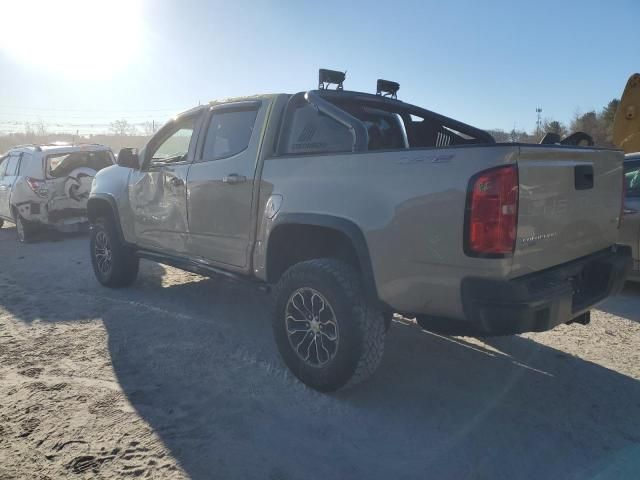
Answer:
[0,104,184,113]
[0,112,171,122]
[0,121,159,127]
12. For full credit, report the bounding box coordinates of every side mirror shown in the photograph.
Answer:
[117,148,139,169]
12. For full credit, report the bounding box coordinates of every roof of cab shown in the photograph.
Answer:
[171,94,284,120]
[208,93,283,106]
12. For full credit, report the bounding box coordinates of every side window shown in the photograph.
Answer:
[4,155,20,176]
[148,117,196,165]
[18,153,32,175]
[281,104,353,155]
[625,162,640,198]
[201,108,259,161]
[0,156,7,177]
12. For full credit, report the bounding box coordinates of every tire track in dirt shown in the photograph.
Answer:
[0,268,299,479]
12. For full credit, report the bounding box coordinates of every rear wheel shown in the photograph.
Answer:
[90,217,139,287]
[15,214,37,243]
[272,258,385,392]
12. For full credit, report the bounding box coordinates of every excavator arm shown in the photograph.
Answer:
[613,73,640,153]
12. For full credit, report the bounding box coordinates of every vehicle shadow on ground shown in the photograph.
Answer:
[0,233,638,479]
[598,282,640,323]
[0,223,88,243]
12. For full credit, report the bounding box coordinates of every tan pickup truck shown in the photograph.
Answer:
[87,71,631,391]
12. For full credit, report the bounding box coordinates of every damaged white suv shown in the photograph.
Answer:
[0,143,115,242]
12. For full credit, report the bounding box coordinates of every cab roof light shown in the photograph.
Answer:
[318,69,346,91]
[376,79,400,99]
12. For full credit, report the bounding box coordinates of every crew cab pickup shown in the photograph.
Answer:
[88,74,631,391]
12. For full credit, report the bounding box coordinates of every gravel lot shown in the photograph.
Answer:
[0,224,639,479]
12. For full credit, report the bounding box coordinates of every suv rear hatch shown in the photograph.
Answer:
[512,146,623,276]
[45,149,114,223]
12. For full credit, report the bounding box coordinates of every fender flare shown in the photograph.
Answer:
[269,213,380,304]
[87,194,128,244]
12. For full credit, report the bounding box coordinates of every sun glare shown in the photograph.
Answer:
[0,0,144,76]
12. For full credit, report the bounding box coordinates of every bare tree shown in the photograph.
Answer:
[142,121,158,136]
[486,129,511,142]
[33,119,48,137]
[110,119,137,136]
[600,99,619,144]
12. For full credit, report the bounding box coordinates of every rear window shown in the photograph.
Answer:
[625,162,640,198]
[335,104,407,150]
[280,103,353,155]
[47,150,114,178]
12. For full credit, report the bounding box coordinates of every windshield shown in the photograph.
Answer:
[47,150,114,178]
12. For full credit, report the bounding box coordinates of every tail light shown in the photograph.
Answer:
[25,177,48,197]
[464,165,519,257]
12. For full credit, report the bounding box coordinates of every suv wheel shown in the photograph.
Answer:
[272,258,385,392]
[15,214,37,243]
[90,217,139,287]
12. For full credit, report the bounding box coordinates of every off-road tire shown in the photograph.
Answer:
[15,213,37,243]
[272,258,385,392]
[90,217,139,287]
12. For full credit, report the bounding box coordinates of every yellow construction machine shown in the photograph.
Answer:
[613,73,640,153]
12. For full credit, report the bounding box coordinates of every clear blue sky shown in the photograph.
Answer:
[1,0,638,134]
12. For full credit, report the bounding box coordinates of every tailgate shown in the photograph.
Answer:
[512,146,623,276]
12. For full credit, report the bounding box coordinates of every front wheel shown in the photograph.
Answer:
[272,259,385,392]
[90,217,139,287]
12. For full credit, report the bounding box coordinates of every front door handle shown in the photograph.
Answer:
[223,173,247,185]
[169,177,184,187]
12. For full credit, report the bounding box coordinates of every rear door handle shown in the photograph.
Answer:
[222,173,247,185]
[169,177,184,187]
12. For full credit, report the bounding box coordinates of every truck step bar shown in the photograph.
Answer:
[136,249,271,293]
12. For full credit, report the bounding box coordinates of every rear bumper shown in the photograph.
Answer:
[16,201,87,227]
[461,245,632,335]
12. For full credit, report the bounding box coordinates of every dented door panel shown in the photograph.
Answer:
[128,164,190,254]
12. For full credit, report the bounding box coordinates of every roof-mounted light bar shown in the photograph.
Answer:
[376,79,400,99]
[319,68,346,90]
